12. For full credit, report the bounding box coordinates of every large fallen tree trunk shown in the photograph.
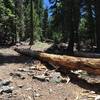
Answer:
[14,48,100,75]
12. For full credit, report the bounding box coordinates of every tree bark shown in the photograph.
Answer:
[96,0,100,52]
[29,0,34,45]
[14,48,100,75]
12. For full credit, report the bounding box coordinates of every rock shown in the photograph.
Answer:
[27,96,33,100]
[0,86,14,94]
[33,74,46,81]
[28,73,34,76]
[10,72,25,79]
[0,80,11,86]
[34,93,41,97]
[20,76,25,80]
[18,84,23,88]
[17,68,29,72]
[10,72,21,77]
[25,87,32,91]
[5,93,13,98]
[33,90,41,97]
[48,72,70,83]
[49,72,62,83]
[95,95,100,100]
[90,91,95,94]
[49,89,53,94]
[45,77,50,81]
[33,71,69,83]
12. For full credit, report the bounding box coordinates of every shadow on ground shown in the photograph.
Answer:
[60,69,100,94]
[0,54,30,65]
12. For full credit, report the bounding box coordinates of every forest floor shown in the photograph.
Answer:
[0,41,100,100]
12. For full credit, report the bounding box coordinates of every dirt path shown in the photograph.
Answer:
[0,46,100,100]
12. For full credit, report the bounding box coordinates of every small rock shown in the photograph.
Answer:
[49,89,53,94]
[10,72,21,77]
[95,95,100,100]
[33,75,46,81]
[45,77,50,81]
[18,84,23,88]
[13,92,17,96]
[34,93,41,97]
[28,73,34,76]
[0,86,14,94]
[90,91,95,94]
[25,87,32,91]
[20,76,25,80]
[0,80,11,86]
[5,93,13,98]
[49,72,62,83]
[17,68,29,72]
[27,96,33,100]
[10,72,25,79]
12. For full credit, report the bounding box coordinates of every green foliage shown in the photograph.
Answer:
[32,7,42,40]
[79,18,87,36]
[52,32,62,42]
[0,0,15,44]
[0,0,43,44]
[24,0,43,42]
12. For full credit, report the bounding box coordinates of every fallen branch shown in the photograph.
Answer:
[14,48,100,75]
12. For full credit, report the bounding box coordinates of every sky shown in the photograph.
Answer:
[43,0,50,9]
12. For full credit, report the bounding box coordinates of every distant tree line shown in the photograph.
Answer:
[0,0,100,54]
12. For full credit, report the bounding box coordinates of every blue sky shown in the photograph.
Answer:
[43,0,50,9]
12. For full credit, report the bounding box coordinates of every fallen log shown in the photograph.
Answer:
[14,48,100,75]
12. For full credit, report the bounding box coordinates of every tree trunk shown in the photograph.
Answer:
[14,48,100,75]
[15,0,25,42]
[86,0,95,49]
[65,0,80,55]
[96,0,100,52]
[29,0,34,45]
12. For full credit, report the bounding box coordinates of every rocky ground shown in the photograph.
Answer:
[0,42,100,100]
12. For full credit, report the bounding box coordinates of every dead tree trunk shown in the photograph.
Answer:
[14,48,100,75]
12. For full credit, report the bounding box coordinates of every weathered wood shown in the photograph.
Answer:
[14,48,100,75]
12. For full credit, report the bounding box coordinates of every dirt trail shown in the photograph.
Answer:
[0,46,100,100]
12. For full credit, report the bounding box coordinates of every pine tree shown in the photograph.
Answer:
[15,0,25,42]
[42,8,49,40]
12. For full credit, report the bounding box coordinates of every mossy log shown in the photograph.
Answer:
[14,48,100,75]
